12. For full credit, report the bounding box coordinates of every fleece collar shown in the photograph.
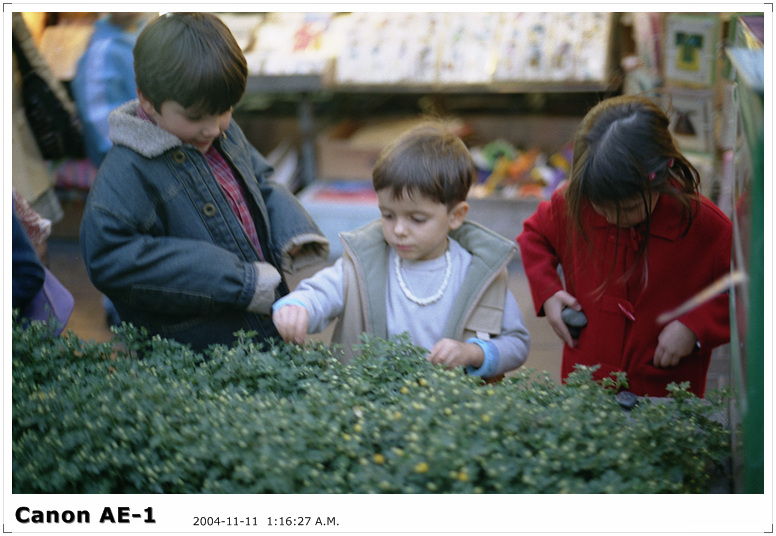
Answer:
[108,99,183,158]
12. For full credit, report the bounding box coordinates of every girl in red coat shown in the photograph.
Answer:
[517,95,732,397]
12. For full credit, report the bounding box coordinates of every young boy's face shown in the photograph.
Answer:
[377,189,467,262]
[139,95,232,154]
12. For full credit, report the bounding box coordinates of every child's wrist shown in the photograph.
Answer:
[272,297,307,313]
[465,342,485,369]
[464,338,497,377]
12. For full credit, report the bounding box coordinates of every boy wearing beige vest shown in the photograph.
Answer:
[273,122,530,380]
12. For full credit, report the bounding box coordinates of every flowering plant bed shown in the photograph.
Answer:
[12,316,730,493]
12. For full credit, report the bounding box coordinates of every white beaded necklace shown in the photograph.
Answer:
[394,249,452,306]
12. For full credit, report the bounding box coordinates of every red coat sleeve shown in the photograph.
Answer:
[675,199,733,350]
[517,192,567,317]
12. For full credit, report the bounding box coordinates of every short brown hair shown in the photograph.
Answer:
[134,12,247,115]
[372,122,475,210]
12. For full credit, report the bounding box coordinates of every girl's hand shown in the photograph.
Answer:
[427,338,484,370]
[272,304,309,344]
[543,290,582,348]
[653,320,697,368]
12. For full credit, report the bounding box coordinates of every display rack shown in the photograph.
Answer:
[239,11,621,189]
[243,72,619,189]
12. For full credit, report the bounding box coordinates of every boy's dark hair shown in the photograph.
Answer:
[372,122,475,210]
[134,12,247,115]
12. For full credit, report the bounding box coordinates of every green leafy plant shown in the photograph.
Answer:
[12,317,731,493]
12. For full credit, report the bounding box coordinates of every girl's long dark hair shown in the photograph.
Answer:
[564,94,701,293]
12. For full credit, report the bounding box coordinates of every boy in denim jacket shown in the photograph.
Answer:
[80,13,328,351]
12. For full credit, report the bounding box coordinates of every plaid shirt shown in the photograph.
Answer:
[204,145,264,260]
[137,105,264,260]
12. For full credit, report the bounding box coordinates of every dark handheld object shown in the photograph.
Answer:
[615,390,639,411]
[561,307,587,339]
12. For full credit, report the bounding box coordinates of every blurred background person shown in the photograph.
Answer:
[11,12,66,226]
[71,13,151,167]
[70,13,152,327]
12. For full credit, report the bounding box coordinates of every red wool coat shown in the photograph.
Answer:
[517,188,732,397]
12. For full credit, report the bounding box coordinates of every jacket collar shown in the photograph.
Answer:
[109,100,182,158]
[586,194,689,241]
[340,219,517,271]
[450,220,517,269]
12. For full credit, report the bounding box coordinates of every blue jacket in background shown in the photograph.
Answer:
[80,100,329,351]
[71,16,140,167]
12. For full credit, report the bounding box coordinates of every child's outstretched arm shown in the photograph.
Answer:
[271,258,347,343]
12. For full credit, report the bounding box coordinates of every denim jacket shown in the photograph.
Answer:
[80,100,329,351]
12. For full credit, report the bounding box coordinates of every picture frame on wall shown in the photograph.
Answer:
[661,87,716,153]
[663,13,720,87]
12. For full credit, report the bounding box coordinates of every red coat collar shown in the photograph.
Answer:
[585,194,689,242]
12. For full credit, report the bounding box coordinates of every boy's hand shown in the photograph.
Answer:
[543,290,581,348]
[427,338,484,370]
[653,320,697,368]
[272,304,309,344]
